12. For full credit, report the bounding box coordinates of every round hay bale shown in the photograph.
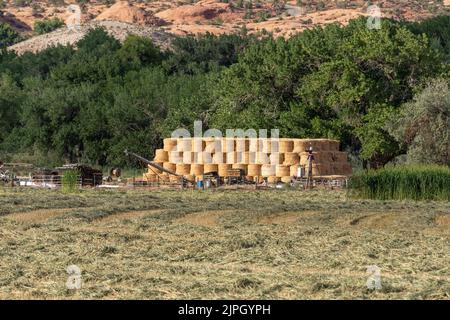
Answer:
[144,173,157,182]
[267,176,280,184]
[163,162,177,172]
[226,152,238,164]
[183,152,196,164]
[281,176,292,183]
[269,153,284,165]
[176,164,191,175]
[256,152,270,164]
[292,139,309,153]
[168,151,183,164]
[192,138,205,153]
[176,138,192,152]
[148,161,163,174]
[284,153,300,165]
[232,163,248,175]
[261,164,276,177]
[248,164,262,176]
[331,151,348,163]
[278,139,294,153]
[289,165,302,177]
[245,175,254,182]
[190,164,204,176]
[154,149,168,162]
[204,164,218,174]
[218,164,232,177]
[163,138,177,152]
[160,173,170,182]
[204,138,222,153]
[248,139,259,152]
[329,140,340,151]
[221,138,235,153]
[259,139,271,153]
[184,174,195,182]
[310,164,329,176]
[342,163,353,176]
[198,152,213,164]
[169,175,182,183]
[239,152,255,164]
[235,139,250,152]
[275,165,290,177]
[213,152,226,164]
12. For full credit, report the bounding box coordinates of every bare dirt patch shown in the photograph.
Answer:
[258,211,318,225]
[175,210,231,227]
[5,208,75,222]
[436,214,450,227]
[97,209,164,223]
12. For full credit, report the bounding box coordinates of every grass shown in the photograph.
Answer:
[0,187,449,299]
[348,165,450,201]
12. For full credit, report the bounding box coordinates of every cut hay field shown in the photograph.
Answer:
[0,187,449,300]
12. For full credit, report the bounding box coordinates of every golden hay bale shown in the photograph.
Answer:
[168,151,183,164]
[328,140,340,151]
[221,138,235,152]
[269,153,284,165]
[300,151,334,164]
[248,164,262,176]
[284,152,300,165]
[160,173,170,182]
[218,164,232,177]
[275,165,290,177]
[192,138,205,152]
[239,152,255,164]
[342,163,353,175]
[259,139,271,153]
[267,176,280,184]
[213,152,226,164]
[169,175,182,183]
[204,138,222,153]
[184,174,195,182]
[248,139,259,152]
[154,149,168,162]
[197,152,213,164]
[232,163,248,174]
[245,175,254,182]
[226,152,238,164]
[309,164,330,176]
[256,152,270,164]
[176,164,191,175]
[143,173,157,182]
[148,162,163,174]
[235,139,250,152]
[279,139,294,153]
[289,165,303,177]
[292,139,309,153]
[163,138,177,152]
[183,152,196,164]
[281,176,292,183]
[190,164,204,176]
[163,162,177,172]
[204,164,218,174]
[331,151,348,163]
[176,138,192,152]
[261,164,276,177]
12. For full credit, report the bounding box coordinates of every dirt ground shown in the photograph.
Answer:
[0,187,448,299]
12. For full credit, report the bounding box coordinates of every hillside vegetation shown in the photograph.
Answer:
[0,16,449,168]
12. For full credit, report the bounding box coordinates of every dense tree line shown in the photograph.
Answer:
[0,16,449,168]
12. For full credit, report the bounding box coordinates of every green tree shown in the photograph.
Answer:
[386,79,450,166]
[0,22,21,49]
[34,18,65,35]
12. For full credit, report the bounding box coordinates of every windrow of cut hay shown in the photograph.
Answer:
[348,165,450,201]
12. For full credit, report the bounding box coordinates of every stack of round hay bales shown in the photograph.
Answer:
[144,137,352,183]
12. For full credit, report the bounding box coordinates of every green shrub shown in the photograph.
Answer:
[62,170,80,193]
[34,18,65,35]
[348,165,450,201]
